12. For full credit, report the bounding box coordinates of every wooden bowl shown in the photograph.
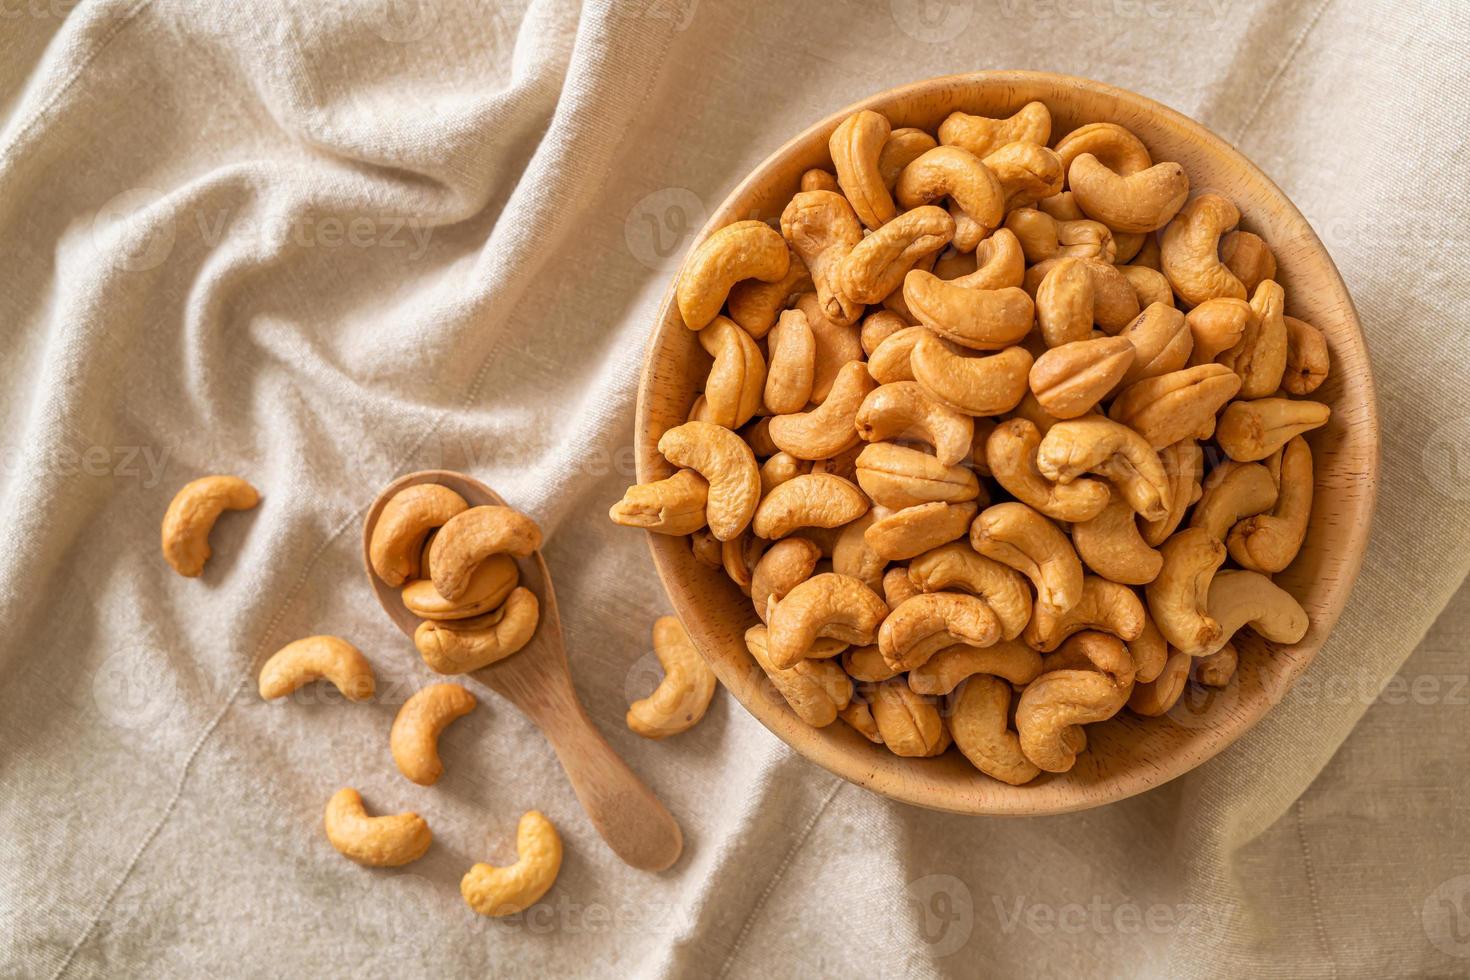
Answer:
[633,71,1379,815]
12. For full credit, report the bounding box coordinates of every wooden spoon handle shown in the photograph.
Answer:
[525,685,683,872]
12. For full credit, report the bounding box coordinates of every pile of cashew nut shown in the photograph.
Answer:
[613,101,1332,783]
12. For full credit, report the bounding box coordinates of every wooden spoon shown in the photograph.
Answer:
[362,469,682,872]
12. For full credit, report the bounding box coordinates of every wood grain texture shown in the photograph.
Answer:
[634,72,1380,816]
[363,470,683,869]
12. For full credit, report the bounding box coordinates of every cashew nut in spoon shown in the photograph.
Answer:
[752,473,870,540]
[609,469,709,536]
[902,269,1034,350]
[626,616,718,738]
[878,592,1002,670]
[676,219,790,331]
[428,505,542,601]
[323,788,431,867]
[937,101,1051,159]
[1160,193,1246,307]
[1145,527,1226,656]
[765,572,888,669]
[970,501,1085,616]
[258,635,375,701]
[871,678,950,757]
[1108,363,1241,448]
[695,316,767,429]
[1202,569,1309,657]
[910,332,1033,416]
[854,441,979,510]
[864,500,978,561]
[948,675,1040,785]
[1035,417,1173,522]
[1215,397,1331,462]
[909,639,1042,695]
[1068,153,1189,233]
[1072,492,1163,585]
[745,624,852,727]
[781,190,865,326]
[402,553,518,620]
[986,418,1110,523]
[855,381,974,467]
[1228,436,1313,573]
[657,420,761,540]
[461,811,562,917]
[414,586,540,674]
[161,474,261,578]
[768,360,876,461]
[906,541,1032,640]
[1024,575,1146,652]
[391,683,477,785]
[367,482,464,587]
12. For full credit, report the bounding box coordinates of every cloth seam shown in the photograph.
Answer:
[1230,0,1334,144]
[715,779,844,980]
[1293,797,1336,980]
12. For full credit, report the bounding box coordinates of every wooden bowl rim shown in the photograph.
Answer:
[633,70,1380,815]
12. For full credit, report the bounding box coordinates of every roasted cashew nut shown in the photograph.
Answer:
[794,292,867,401]
[864,500,977,562]
[1029,336,1137,419]
[627,616,718,738]
[861,309,911,355]
[391,683,477,785]
[161,475,261,578]
[764,308,816,415]
[1108,363,1241,448]
[882,565,920,610]
[983,140,1065,211]
[855,381,974,467]
[1203,570,1309,657]
[1160,194,1246,307]
[1016,667,1129,773]
[1219,279,1288,399]
[1127,651,1191,716]
[752,473,870,540]
[1185,297,1252,367]
[1190,460,1278,540]
[461,811,562,917]
[986,418,1111,523]
[1283,315,1330,395]
[1220,231,1277,293]
[1216,397,1331,462]
[871,678,949,757]
[949,675,1040,785]
[831,511,885,592]
[765,572,888,669]
[1117,302,1194,387]
[1228,436,1313,573]
[843,643,900,683]
[1040,629,1137,689]
[910,639,1042,695]
[677,220,791,331]
[906,541,1032,640]
[878,592,1001,670]
[1194,642,1239,688]
[1054,122,1152,175]
[1140,438,1203,547]
[369,483,468,587]
[1036,417,1173,522]
[1127,613,1170,684]
[839,697,884,743]
[1057,218,1117,261]
[895,146,1006,251]
[970,501,1084,616]
[745,624,852,726]
[1023,575,1146,652]
[1072,493,1163,586]
[854,441,979,510]
[1121,265,1174,309]
[427,505,542,602]
[902,269,1035,350]
[911,333,1033,416]
[768,360,875,461]
[1068,153,1189,233]
[1145,527,1226,656]
[781,191,865,326]
[829,109,899,230]
[259,635,375,701]
[324,788,431,867]
[865,325,926,384]
[695,316,768,429]
[414,586,539,674]
[726,245,812,338]
[937,102,1051,159]
[402,553,518,620]
[838,205,954,304]
[609,469,709,536]
[658,420,761,540]
[752,538,822,622]
[1034,256,1092,347]
[1006,207,1060,264]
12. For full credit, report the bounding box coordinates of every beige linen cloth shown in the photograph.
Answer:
[3,1,1469,977]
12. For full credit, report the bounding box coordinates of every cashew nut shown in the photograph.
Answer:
[906,541,1033,640]
[696,316,768,429]
[970,501,1085,615]
[1216,397,1331,462]
[878,127,940,188]
[903,269,1034,350]
[1219,279,1288,399]
[1036,417,1172,522]
[831,511,886,592]
[745,624,852,726]
[1190,460,1278,540]
[1185,298,1251,366]
[1117,302,1193,388]
[1120,264,1174,309]
[658,420,761,540]
[1128,612,1169,684]
[1016,668,1128,773]
[1068,154,1189,233]
[909,639,1042,695]
[259,635,375,701]
[677,220,790,331]
[1029,336,1137,419]
[1283,315,1330,395]
[983,140,1065,211]
[391,683,477,785]
[1228,436,1312,573]
[865,325,926,384]
[855,381,974,466]
[1160,194,1246,307]
[721,533,765,596]
[402,553,518,621]
[768,360,875,461]
[324,788,431,867]
[1126,651,1191,716]
[1140,438,1203,547]
[937,102,1051,159]
[609,469,709,536]
[1006,207,1060,264]
[428,505,542,601]
[161,475,261,578]
[781,191,865,326]
[802,169,840,193]
[986,418,1110,522]
[414,586,540,673]
[369,483,468,587]
[948,675,1040,784]
[1072,493,1163,585]
[1219,231,1277,293]
[828,109,899,230]
[1054,122,1152,175]
[878,592,1001,670]
[1204,569,1309,656]
[726,245,812,338]
[1039,629,1137,689]
[839,697,884,743]
[765,572,887,669]
[461,811,562,917]
[752,538,822,621]
[882,565,920,610]
[911,332,1033,416]
[871,678,949,757]
[1108,363,1241,447]
[752,473,869,539]
[854,441,979,510]
[1194,642,1238,688]
[1144,527,1226,656]
[838,205,954,304]
[860,309,911,355]
[864,500,977,562]
[627,616,718,738]
[1023,575,1146,652]
[1056,218,1117,261]
[895,146,1006,250]
[949,227,1027,292]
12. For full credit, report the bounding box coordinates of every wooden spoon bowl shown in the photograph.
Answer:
[363,470,682,870]
[634,71,1380,815]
